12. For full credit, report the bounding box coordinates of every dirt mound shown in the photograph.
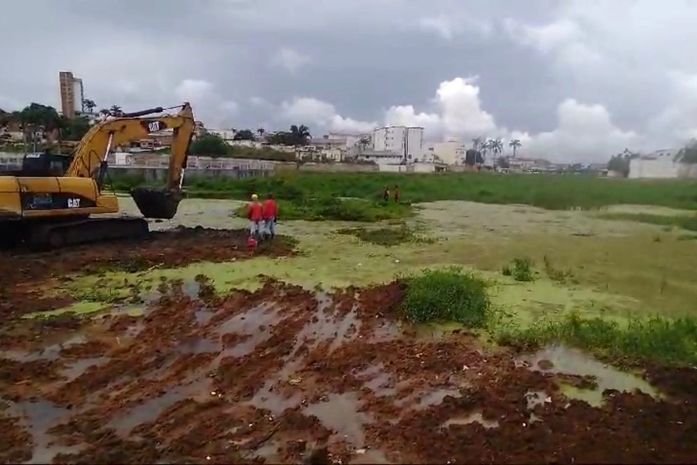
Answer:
[0,228,295,322]
[1,279,696,463]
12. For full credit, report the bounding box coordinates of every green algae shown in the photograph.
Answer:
[23,301,107,319]
[62,199,697,329]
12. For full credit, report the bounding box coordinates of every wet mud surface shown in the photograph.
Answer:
[0,227,294,322]
[1,278,696,463]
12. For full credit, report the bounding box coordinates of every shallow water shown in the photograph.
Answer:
[304,392,372,446]
[522,345,660,407]
[442,411,499,429]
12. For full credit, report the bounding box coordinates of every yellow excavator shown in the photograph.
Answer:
[0,103,195,248]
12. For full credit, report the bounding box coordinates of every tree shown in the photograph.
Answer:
[607,148,638,177]
[257,128,266,139]
[109,105,123,115]
[61,116,91,141]
[509,139,521,158]
[83,99,96,114]
[677,141,697,164]
[233,129,255,141]
[290,124,310,145]
[471,137,483,150]
[267,125,311,146]
[189,133,229,157]
[492,138,504,157]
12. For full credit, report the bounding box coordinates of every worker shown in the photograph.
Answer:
[247,194,263,239]
[383,186,390,202]
[262,193,279,239]
[394,185,400,203]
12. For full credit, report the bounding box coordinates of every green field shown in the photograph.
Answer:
[112,171,697,209]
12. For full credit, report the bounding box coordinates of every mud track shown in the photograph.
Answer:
[0,227,294,322]
[1,279,696,463]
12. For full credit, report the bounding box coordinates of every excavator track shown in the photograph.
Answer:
[26,217,149,250]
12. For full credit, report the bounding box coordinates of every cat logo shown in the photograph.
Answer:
[142,120,168,133]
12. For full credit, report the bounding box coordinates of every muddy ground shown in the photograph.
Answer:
[0,227,295,323]
[1,277,696,464]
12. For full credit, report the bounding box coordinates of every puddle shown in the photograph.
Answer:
[108,378,213,436]
[358,364,396,397]
[195,309,215,326]
[522,345,660,407]
[6,400,77,464]
[247,379,302,415]
[351,449,391,464]
[525,390,551,410]
[396,388,461,410]
[218,303,279,357]
[3,334,87,362]
[304,393,372,446]
[178,337,219,354]
[183,281,201,300]
[316,292,333,312]
[252,440,282,462]
[60,357,109,382]
[442,411,499,429]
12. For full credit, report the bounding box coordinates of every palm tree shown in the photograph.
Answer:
[509,139,522,158]
[472,137,483,150]
[290,124,311,146]
[83,99,96,114]
[257,128,266,140]
[109,105,122,115]
[493,138,504,157]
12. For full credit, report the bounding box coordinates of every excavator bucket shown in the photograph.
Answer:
[131,187,182,219]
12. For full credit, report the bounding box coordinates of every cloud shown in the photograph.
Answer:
[523,99,639,162]
[418,14,492,41]
[384,77,497,140]
[270,47,312,74]
[174,79,238,127]
[279,97,376,133]
[504,18,603,69]
[648,71,697,146]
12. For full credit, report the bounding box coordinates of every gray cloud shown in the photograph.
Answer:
[2,0,697,161]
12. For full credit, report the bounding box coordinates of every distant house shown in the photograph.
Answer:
[628,149,680,178]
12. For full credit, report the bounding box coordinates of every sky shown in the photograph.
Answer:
[2,0,697,162]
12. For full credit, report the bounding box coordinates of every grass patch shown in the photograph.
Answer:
[112,171,697,211]
[599,212,697,232]
[543,255,575,284]
[235,197,412,222]
[337,225,431,246]
[402,268,490,327]
[495,311,697,366]
[502,257,535,282]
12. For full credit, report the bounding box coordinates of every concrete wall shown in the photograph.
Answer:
[275,162,379,173]
[110,166,272,181]
[629,158,679,178]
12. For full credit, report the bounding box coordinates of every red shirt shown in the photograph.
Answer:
[262,199,278,219]
[247,202,263,221]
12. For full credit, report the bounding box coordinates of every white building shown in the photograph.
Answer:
[428,141,466,165]
[629,149,680,179]
[372,126,423,162]
[208,129,236,142]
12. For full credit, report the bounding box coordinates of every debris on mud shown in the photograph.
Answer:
[0,227,296,322]
[0,277,696,463]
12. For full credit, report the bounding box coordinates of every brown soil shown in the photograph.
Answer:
[0,227,295,322]
[1,277,696,464]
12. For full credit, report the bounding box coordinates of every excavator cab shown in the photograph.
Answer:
[11,152,73,177]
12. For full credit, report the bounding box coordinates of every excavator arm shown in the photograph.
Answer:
[66,103,195,219]
[66,103,195,191]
